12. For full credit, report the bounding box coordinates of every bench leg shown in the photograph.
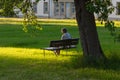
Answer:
[53,50,60,56]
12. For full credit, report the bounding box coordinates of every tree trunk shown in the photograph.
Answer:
[74,0,105,58]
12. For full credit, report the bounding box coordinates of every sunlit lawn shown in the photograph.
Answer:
[0,18,120,80]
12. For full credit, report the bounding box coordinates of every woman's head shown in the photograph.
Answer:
[61,28,67,33]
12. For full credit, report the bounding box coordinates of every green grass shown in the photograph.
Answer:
[0,18,120,80]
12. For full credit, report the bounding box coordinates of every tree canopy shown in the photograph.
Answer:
[0,0,42,33]
[86,0,119,40]
[86,0,114,21]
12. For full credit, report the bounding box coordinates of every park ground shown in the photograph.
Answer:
[0,18,120,80]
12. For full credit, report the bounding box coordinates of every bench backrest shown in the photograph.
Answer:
[50,38,79,47]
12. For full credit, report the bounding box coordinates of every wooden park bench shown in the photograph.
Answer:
[43,38,79,56]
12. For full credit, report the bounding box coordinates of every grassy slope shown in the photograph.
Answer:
[0,18,120,80]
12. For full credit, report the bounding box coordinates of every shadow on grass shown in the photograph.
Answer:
[0,51,120,80]
[70,53,120,71]
[0,56,67,80]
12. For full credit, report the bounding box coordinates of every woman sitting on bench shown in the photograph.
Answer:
[54,28,72,55]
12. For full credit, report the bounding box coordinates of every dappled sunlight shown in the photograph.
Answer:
[0,18,23,24]
[38,19,76,24]
[0,47,76,62]
[96,20,120,27]
[0,18,77,26]
[1,18,120,27]
[0,47,43,59]
[114,21,120,27]
[40,22,77,26]
[0,18,23,21]
[0,47,119,80]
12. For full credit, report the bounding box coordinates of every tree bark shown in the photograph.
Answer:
[74,0,105,58]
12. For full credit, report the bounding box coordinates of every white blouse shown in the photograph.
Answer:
[61,33,72,40]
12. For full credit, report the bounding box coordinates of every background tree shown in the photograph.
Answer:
[0,0,41,33]
[0,0,23,17]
